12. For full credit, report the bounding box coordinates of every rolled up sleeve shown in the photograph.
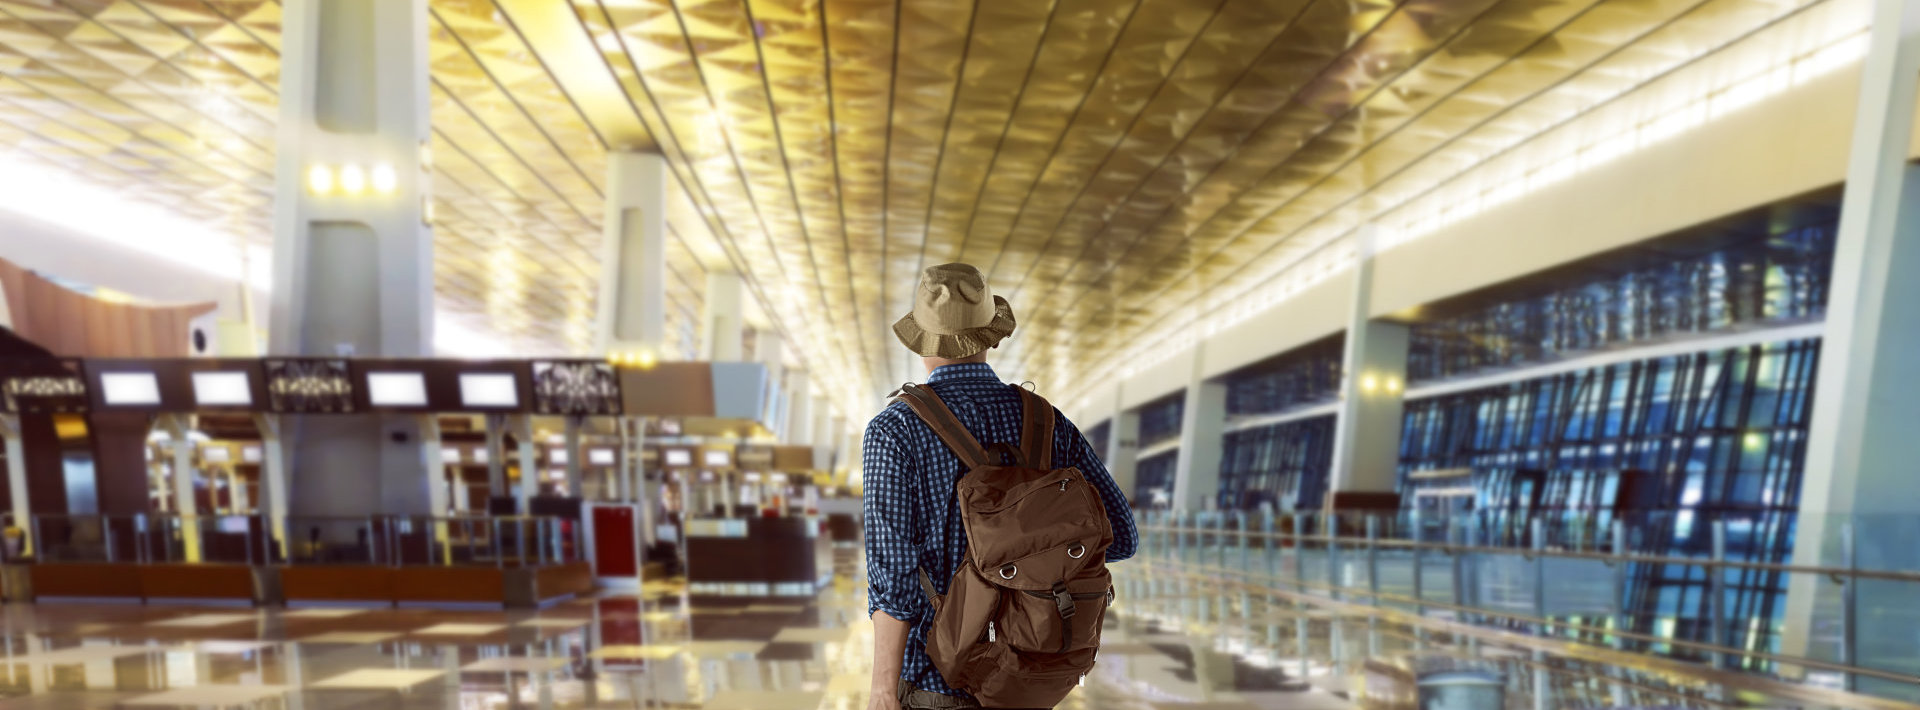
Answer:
[862,417,924,622]
[1057,412,1139,562]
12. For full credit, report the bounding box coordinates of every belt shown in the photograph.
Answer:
[897,682,980,709]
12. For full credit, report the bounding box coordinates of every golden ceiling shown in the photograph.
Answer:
[0,0,1855,415]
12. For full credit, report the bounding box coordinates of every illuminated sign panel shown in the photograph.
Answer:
[100,372,161,406]
[459,373,518,408]
[191,372,252,407]
[366,372,428,407]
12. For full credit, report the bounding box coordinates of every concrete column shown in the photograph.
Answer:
[1327,229,1410,511]
[1171,348,1228,513]
[268,0,437,517]
[0,415,30,555]
[595,152,670,358]
[1105,386,1141,505]
[1783,0,1920,678]
[160,415,201,562]
[701,272,745,361]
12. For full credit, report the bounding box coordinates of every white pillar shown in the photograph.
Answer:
[786,377,812,444]
[511,416,537,513]
[1105,386,1140,505]
[161,415,201,563]
[253,415,289,559]
[1171,348,1228,513]
[1782,0,1920,675]
[563,416,584,498]
[227,468,249,513]
[701,272,745,361]
[419,415,447,515]
[0,415,30,556]
[1327,228,1410,511]
[595,152,670,358]
[269,0,437,517]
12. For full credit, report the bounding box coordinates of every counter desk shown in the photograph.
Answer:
[683,516,832,597]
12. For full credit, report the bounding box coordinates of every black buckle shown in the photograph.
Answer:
[1052,581,1076,619]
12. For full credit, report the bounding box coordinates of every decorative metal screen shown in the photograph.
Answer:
[1218,415,1337,511]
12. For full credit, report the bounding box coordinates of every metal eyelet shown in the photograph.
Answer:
[1067,544,1086,560]
[999,565,1017,580]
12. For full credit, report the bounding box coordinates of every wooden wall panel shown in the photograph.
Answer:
[88,411,152,516]
[0,256,214,358]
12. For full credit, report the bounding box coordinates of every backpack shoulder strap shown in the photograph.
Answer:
[893,384,988,469]
[1016,387,1055,471]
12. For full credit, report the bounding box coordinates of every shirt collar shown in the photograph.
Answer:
[925,362,999,385]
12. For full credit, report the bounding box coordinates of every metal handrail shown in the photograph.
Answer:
[1154,557,1920,688]
[1136,514,1913,698]
[25,512,580,569]
[1135,523,1920,584]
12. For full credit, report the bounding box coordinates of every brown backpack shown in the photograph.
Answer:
[893,383,1115,708]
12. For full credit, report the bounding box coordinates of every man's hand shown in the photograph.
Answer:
[870,610,910,710]
[866,690,903,710]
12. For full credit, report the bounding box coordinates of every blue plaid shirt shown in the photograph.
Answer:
[862,362,1138,699]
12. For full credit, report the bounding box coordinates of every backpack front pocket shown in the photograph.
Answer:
[994,567,1111,653]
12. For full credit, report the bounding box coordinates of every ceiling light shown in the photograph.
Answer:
[307,164,333,194]
[339,164,365,195]
[371,163,397,194]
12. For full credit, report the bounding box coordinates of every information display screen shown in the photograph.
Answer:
[100,372,161,406]
[458,372,518,408]
[664,449,693,467]
[191,371,252,407]
[366,372,428,407]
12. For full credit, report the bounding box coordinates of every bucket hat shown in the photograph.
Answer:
[892,263,1016,359]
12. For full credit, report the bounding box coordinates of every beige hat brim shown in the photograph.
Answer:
[892,295,1016,359]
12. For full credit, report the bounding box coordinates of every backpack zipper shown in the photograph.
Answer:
[987,621,996,643]
[1022,589,1109,601]
[974,475,1084,513]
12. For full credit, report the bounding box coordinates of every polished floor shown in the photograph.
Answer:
[0,553,1355,709]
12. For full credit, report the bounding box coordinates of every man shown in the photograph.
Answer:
[862,263,1138,710]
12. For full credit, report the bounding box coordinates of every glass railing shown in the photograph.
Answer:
[28,513,580,569]
[1130,509,1920,703]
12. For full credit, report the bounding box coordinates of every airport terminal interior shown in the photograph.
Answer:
[1,0,1920,707]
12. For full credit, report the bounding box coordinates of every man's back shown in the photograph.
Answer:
[862,362,1138,702]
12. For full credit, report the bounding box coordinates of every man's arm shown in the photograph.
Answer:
[1058,411,1139,561]
[861,416,920,707]
[869,610,910,709]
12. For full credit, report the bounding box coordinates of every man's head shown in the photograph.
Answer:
[893,263,1015,372]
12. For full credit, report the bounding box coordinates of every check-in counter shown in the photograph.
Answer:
[684,516,832,596]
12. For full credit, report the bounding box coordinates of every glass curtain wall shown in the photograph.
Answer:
[1085,421,1110,461]
[1399,338,1822,661]
[1407,224,1833,384]
[1218,416,1336,512]
[1136,394,1185,449]
[1134,451,1178,511]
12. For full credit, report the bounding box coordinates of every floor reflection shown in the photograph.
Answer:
[0,551,1880,709]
